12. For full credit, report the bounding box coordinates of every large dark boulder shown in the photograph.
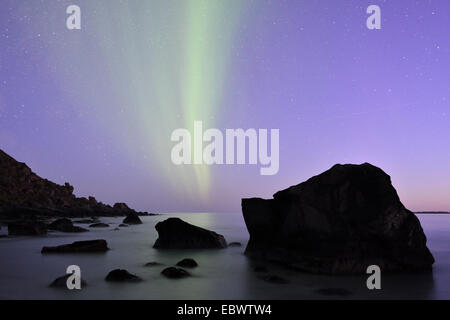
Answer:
[48,218,88,233]
[8,221,47,236]
[42,239,109,253]
[153,218,227,249]
[123,212,142,225]
[242,163,435,274]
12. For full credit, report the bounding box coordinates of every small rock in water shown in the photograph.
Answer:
[153,217,227,249]
[89,223,109,228]
[161,267,190,279]
[315,288,353,297]
[228,242,242,247]
[50,274,87,288]
[42,239,109,253]
[113,227,120,231]
[48,218,88,233]
[74,219,97,224]
[258,274,289,284]
[105,269,141,282]
[176,258,198,268]
[119,224,129,227]
[123,212,142,225]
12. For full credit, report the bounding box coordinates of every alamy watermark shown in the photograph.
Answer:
[171,121,279,175]
[66,265,82,290]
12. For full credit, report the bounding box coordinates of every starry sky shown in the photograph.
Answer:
[0,0,449,213]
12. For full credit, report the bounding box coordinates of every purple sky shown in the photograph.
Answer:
[0,0,449,212]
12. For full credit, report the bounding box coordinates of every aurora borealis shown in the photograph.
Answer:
[1,0,449,212]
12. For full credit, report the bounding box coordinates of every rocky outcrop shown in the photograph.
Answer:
[123,212,142,225]
[41,239,109,253]
[48,218,88,233]
[8,221,47,236]
[153,218,227,249]
[0,149,152,218]
[105,269,141,282]
[242,163,435,274]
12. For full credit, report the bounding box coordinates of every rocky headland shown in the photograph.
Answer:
[0,149,152,220]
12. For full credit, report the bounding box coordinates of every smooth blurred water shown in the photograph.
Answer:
[0,213,448,300]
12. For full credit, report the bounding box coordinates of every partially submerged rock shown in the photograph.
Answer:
[105,269,141,282]
[42,239,109,253]
[153,218,227,249]
[123,212,142,225]
[73,219,97,224]
[89,223,109,228]
[242,163,435,274]
[8,221,47,236]
[161,267,190,279]
[176,258,198,268]
[48,218,88,233]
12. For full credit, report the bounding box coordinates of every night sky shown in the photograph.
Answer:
[0,0,449,212]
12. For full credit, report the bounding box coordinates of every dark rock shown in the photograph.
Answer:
[161,267,190,279]
[105,269,141,282]
[0,149,151,218]
[153,218,227,249]
[144,262,164,267]
[113,227,120,231]
[253,266,268,273]
[315,288,353,297]
[176,258,198,268]
[49,274,87,288]
[48,218,88,233]
[42,239,109,253]
[229,242,242,247]
[258,274,289,284]
[242,163,435,274]
[89,223,109,228]
[123,212,142,225]
[8,221,47,236]
[74,219,97,224]
[119,224,128,227]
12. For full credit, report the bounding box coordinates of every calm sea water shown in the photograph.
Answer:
[0,213,448,300]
